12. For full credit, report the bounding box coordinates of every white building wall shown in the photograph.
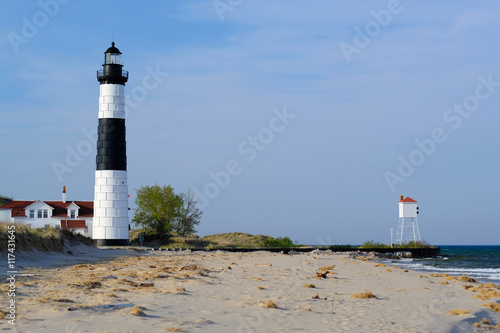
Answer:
[399,203,417,218]
[0,205,93,237]
[0,209,13,223]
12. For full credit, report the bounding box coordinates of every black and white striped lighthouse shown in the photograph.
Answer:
[93,42,130,246]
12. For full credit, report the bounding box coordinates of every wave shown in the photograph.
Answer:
[417,266,500,274]
[389,261,500,283]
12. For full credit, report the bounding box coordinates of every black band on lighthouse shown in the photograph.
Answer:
[94,239,130,246]
[97,65,129,85]
[96,118,127,171]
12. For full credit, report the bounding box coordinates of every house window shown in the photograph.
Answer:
[37,210,48,218]
[29,210,35,219]
[70,210,76,219]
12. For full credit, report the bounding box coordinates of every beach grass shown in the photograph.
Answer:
[0,223,93,253]
[129,230,301,249]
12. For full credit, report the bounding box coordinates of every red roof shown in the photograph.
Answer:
[44,201,94,217]
[61,220,86,228]
[0,201,35,216]
[71,201,94,217]
[399,197,417,203]
[0,200,93,217]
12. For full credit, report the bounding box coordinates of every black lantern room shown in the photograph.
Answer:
[97,42,129,85]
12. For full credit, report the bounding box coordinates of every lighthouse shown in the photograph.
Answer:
[93,42,130,246]
[395,195,421,245]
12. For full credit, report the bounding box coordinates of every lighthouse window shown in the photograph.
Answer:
[70,210,76,219]
[106,53,121,65]
[29,210,35,219]
[37,210,42,218]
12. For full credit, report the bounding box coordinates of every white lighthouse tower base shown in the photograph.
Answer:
[93,170,129,242]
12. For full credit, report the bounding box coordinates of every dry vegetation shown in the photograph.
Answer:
[459,275,476,283]
[14,253,216,328]
[201,232,276,248]
[129,306,146,316]
[464,283,500,300]
[429,273,449,277]
[0,223,93,253]
[319,265,335,271]
[315,271,328,279]
[130,230,292,249]
[482,302,500,313]
[260,300,278,308]
[351,291,376,299]
[448,309,472,316]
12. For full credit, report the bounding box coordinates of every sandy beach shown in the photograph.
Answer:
[2,247,500,333]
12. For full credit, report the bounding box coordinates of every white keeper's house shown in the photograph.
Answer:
[0,187,93,237]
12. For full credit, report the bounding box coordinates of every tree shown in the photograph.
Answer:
[132,184,184,244]
[174,188,203,236]
[0,195,12,207]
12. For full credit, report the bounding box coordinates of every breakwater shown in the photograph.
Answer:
[139,246,441,258]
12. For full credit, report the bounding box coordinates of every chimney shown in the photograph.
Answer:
[400,195,404,202]
[62,186,67,203]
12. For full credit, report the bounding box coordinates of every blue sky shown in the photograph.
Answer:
[1,0,500,245]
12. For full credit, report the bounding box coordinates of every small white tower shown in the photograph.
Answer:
[395,195,421,245]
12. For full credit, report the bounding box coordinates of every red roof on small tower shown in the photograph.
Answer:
[399,196,417,203]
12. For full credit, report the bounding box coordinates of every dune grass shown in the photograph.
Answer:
[129,230,299,249]
[0,223,93,253]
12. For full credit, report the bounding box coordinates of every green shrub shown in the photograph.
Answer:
[327,244,354,250]
[395,240,432,248]
[261,237,295,248]
[360,240,389,249]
